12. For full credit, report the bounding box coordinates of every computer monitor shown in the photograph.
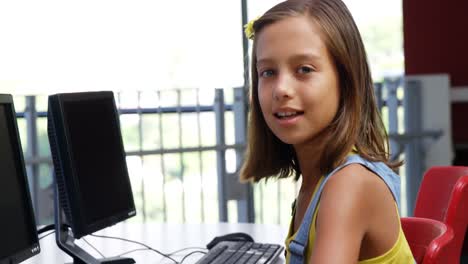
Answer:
[0,94,40,264]
[47,91,136,264]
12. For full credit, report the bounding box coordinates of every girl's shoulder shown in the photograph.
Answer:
[323,163,388,198]
[310,162,399,259]
[324,163,392,200]
[336,154,401,207]
[317,162,399,230]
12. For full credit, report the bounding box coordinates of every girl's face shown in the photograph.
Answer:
[256,15,340,147]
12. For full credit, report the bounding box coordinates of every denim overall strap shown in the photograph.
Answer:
[288,173,330,264]
[346,155,401,208]
[288,155,402,264]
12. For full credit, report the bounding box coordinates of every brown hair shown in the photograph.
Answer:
[240,0,400,182]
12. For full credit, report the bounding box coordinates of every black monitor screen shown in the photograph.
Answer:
[0,102,39,261]
[48,92,135,264]
[62,98,134,226]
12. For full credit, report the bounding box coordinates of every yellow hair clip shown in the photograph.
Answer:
[244,17,259,40]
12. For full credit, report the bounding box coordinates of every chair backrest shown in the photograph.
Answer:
[446,176,468,258]
[414,166,468,260]
[401,217,455,263]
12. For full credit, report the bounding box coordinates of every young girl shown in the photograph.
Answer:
[240,0,415,263]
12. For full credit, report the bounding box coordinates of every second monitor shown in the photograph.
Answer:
[48,91,136,264]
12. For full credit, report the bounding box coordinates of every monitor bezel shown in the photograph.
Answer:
[48,91,136,239]
[0,94,40,264]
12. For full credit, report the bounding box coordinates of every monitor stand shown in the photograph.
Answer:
[53,180,135,264]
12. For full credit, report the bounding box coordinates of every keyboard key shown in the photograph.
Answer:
[239,242,253,251]
[212,251,234,263]
[237,252,254,263]
[261,244,270,249]
[197,245,227,264]
[246,254,262,264]
[251,243,262,249]
[224,251,246,264]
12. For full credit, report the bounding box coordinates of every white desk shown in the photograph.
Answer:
[24,222,287,264]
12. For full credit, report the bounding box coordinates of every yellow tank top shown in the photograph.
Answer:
[284,176,414,263]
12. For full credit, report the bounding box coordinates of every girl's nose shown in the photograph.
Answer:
[273,74,293,101]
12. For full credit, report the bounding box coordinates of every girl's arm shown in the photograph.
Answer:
[309,164,399,264]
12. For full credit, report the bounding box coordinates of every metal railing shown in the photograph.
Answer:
[17,88,250,225]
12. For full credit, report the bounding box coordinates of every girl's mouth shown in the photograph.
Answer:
[274,111,304,119]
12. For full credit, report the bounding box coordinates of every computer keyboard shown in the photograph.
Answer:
[196,241,283,264]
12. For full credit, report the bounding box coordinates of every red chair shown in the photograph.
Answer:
[413,166,468,263]
[401,217,454,263]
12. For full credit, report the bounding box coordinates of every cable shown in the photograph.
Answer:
[39,230,55,240]
[37,224,70,234]
[117,246,207,258]
[38,225,204,264]
[82,237,106,258]
[37,224,72,241]
[179,251,206,264]
[90,234,178,264]
[156,247,208,263]
[37,224,55,234]
[38,229,106,260]
[168,247,208,256]
[116,248,149,257]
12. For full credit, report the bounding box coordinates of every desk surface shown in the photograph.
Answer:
[24,222,287,264]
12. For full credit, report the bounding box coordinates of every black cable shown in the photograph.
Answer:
[90,234,178,264]
[82,237,106,258]
[37,224,70,234]
[39,230,55,240]
[37,224,55,234]
[179,251,206,264]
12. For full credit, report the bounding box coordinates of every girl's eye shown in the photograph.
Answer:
[259,69,275,78]
[297,66,313,74]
